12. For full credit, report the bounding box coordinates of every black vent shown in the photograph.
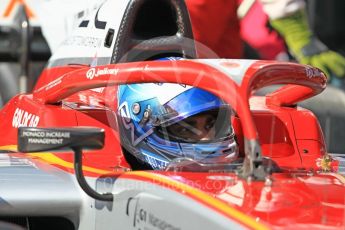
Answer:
[0,217,75,230]
[133,0,178,39]
[112,0,196,63]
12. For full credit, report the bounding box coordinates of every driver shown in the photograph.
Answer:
[117,83,238,170]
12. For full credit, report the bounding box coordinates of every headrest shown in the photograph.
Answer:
[112,0,196,63]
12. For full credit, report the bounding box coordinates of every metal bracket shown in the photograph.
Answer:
[239,139,267,181]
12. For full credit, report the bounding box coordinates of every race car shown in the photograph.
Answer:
[1,57,345,230]
[0,0,344,229]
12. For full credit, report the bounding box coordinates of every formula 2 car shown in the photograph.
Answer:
[0,58,345,229]
[0,0,344,229]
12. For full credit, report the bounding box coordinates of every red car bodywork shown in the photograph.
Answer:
[0,59,343,229]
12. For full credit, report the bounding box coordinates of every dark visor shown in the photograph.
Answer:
[155,108,233,143]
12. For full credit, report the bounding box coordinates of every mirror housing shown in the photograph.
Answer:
[18,127,105,152]
[18,127,113,201]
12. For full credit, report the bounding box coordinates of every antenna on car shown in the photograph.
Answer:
[14,3,31,93]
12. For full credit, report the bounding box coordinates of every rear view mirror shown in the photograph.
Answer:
[18,127,104,152]
[18,127,113,202]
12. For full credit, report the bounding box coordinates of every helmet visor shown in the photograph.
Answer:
[156,107,233,143]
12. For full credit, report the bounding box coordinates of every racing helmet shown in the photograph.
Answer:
[117,82,238,170]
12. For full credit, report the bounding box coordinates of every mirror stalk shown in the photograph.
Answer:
[73,147,114,202]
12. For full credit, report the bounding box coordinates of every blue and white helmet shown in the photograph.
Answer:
[117,82,238,170]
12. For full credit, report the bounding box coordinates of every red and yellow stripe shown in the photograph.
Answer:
[122,171,268,230]
[0,145,111,175]
[1,144,267,229]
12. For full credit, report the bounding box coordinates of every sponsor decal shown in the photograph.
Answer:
[86,68,96,79]
[118,101,153,146]
[306,67,322,79]
[12,108,40,128]
[21,130,70,145]
[22,131,70,138]
[62,36,102,48]
[142,151,169,170]
[316,154,339,172]
[126,197,181,230]
[78,1,107,30]
[86,67,119,80]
